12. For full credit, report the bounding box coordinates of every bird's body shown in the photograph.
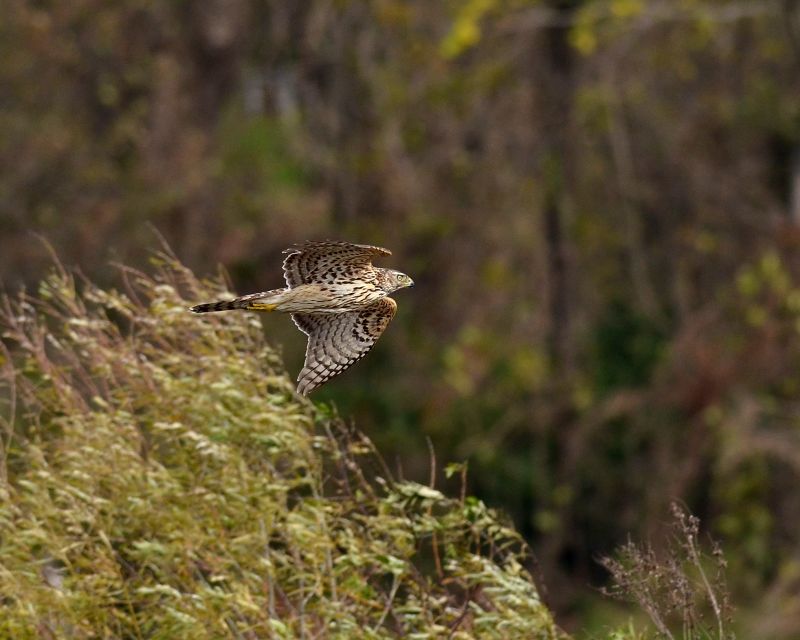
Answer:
[192,280,388,315]
[190,241,412,395]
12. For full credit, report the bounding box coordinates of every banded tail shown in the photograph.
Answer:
[190,289,286,313]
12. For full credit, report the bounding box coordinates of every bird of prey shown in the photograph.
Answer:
[190,241,413,395]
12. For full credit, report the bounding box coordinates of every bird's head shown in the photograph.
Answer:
[380,269,414,293]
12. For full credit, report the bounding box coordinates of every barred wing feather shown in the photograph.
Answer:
[282,241,391,288]
[293,297,397,395]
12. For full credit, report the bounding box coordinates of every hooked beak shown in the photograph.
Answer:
[407,278,414,287]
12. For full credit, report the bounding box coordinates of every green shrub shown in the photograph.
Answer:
[0,253,561,639]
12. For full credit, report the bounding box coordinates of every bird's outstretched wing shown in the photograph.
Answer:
[293,297,397,395]
[282,241,391,288]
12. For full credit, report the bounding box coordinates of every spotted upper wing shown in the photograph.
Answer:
[292,297,397,395]
[282,241,392,288]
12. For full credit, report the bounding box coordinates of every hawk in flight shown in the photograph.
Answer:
[190,241,413,395]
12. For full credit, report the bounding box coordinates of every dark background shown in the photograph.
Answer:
[4,0,800,635]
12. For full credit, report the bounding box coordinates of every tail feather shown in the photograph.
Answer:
[189,289,286,313]
[189,299,244,313]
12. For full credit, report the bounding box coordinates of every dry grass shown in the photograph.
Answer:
[0,253,561,639]
[600,503,734,640]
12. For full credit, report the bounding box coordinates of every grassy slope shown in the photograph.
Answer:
[0,255,562,639]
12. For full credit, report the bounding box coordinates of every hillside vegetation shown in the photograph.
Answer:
[0,256,561,639]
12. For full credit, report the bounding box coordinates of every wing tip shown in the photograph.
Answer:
[295,378,314,396]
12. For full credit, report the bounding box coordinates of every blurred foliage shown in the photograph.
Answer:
[0,256,563,638]
[4,0,800,635]
[590,300,667,395]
